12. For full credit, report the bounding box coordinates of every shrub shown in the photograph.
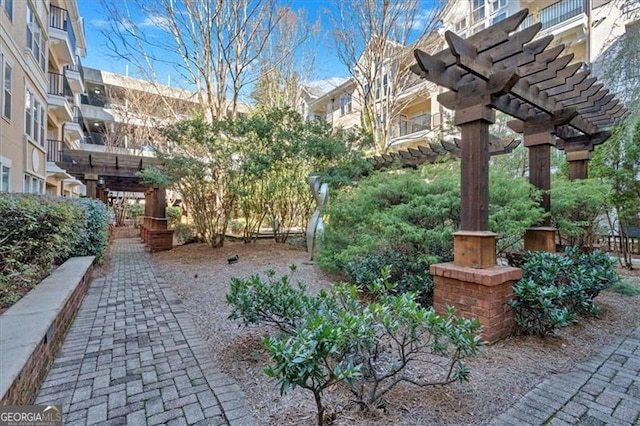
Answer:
[510,247,620,336]
[344,251,435,305]
[227,268,481,425]
[126,203,145,219]
[318,163,544,303]
[166,206,182,227]
[0,194,109,309]
[69,198,110,263]
[550,177,610,249]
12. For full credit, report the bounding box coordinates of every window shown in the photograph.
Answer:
[454,18,467,33]
[25,88,45,146]
[1,54,11,119]
[339,93,352,116]
[491,0,507,13]
[472,0,485,23]
[0,163,9,192]
[26,4,46,71]
[1,0,12,21]
[492,12,507,24]
[23,174,43,194]
[383,74,388,97]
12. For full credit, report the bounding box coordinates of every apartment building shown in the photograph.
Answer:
[0,0,86,195]
[76,67,199,153]
[305,0,638,152]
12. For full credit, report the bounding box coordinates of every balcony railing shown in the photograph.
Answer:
[72,106,84,124]
[50,4,77,57]
[521,0,585,31]
[64,56,85,81]
[399,113,432,137]
[81,93,107,108]
[48,72,73,98]
[47,139,64,162]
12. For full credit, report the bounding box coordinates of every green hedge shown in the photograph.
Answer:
[0,194,109,308]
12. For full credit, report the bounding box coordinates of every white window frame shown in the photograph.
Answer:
[26,3,46,71]
[454,18,467,33]
[24,86,45,146]
[339,93,352,116]
[472,0,485,24]
[0,156,10,192]
[23,173,43,194]
[491,0,507,13]
[1,53,12,120]
[1,0,13,21]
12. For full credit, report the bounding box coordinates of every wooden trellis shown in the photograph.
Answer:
[411,8,627,343]
[412,8,627,234]
[368,136,520,169]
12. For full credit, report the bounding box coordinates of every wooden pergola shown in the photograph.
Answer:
[368,136,519,169]
[411,9,627,342]
[55,149,174,252]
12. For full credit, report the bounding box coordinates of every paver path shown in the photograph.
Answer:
[35,238,254,426]
[491,324,640,425]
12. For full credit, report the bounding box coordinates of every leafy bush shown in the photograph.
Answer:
[173,223,199,245]
[344,251,434,305]
[510,247,620,336]
[166,206,182,227]
[69,198,109,263]
[227,268,481,425]
[550,177,610,249]
[0,194,109,309]
[126,203,145,219]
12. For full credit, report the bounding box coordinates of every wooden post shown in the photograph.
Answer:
[567,150,590,180]
[84,173,98,199]
[459,120,490,231]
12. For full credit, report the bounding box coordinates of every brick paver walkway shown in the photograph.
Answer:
[35,238,254,426]
[491,324,640,425]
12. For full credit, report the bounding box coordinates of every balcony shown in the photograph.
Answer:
[49,5,76,66]
[399,113,432,136]
[389,113,433,146]
[63,107,84,145]
[64,56,85,95]
[48,72,73,122]
[46,139,64,163]
[520,0,586,36]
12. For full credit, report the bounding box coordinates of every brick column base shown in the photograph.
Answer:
[430,263,521,343]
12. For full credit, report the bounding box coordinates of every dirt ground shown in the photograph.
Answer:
[150,240,640,425]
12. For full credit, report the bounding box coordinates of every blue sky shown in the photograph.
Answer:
[77,0,350,87]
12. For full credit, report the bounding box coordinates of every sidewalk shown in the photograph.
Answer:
[35,238,254,426]
[490,324,640,425]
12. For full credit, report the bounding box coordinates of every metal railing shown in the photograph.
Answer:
[48,72,73,98]
[64,56,85,82]
[521,0,585,31]
[49,5,77,57]
[46,139,64,162]
[398,113,432,137]
[72,106,84,124]
[81,93,107,108]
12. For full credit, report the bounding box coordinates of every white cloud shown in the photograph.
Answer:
[138,14,172,31]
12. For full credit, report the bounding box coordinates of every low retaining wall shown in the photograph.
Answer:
[0,256,95,405]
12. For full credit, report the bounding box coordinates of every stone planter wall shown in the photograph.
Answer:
[0,256,95,405]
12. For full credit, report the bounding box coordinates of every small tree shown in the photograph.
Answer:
[160,116,238,247]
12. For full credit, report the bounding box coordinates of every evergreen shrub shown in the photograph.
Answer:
[510,247,620,336]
